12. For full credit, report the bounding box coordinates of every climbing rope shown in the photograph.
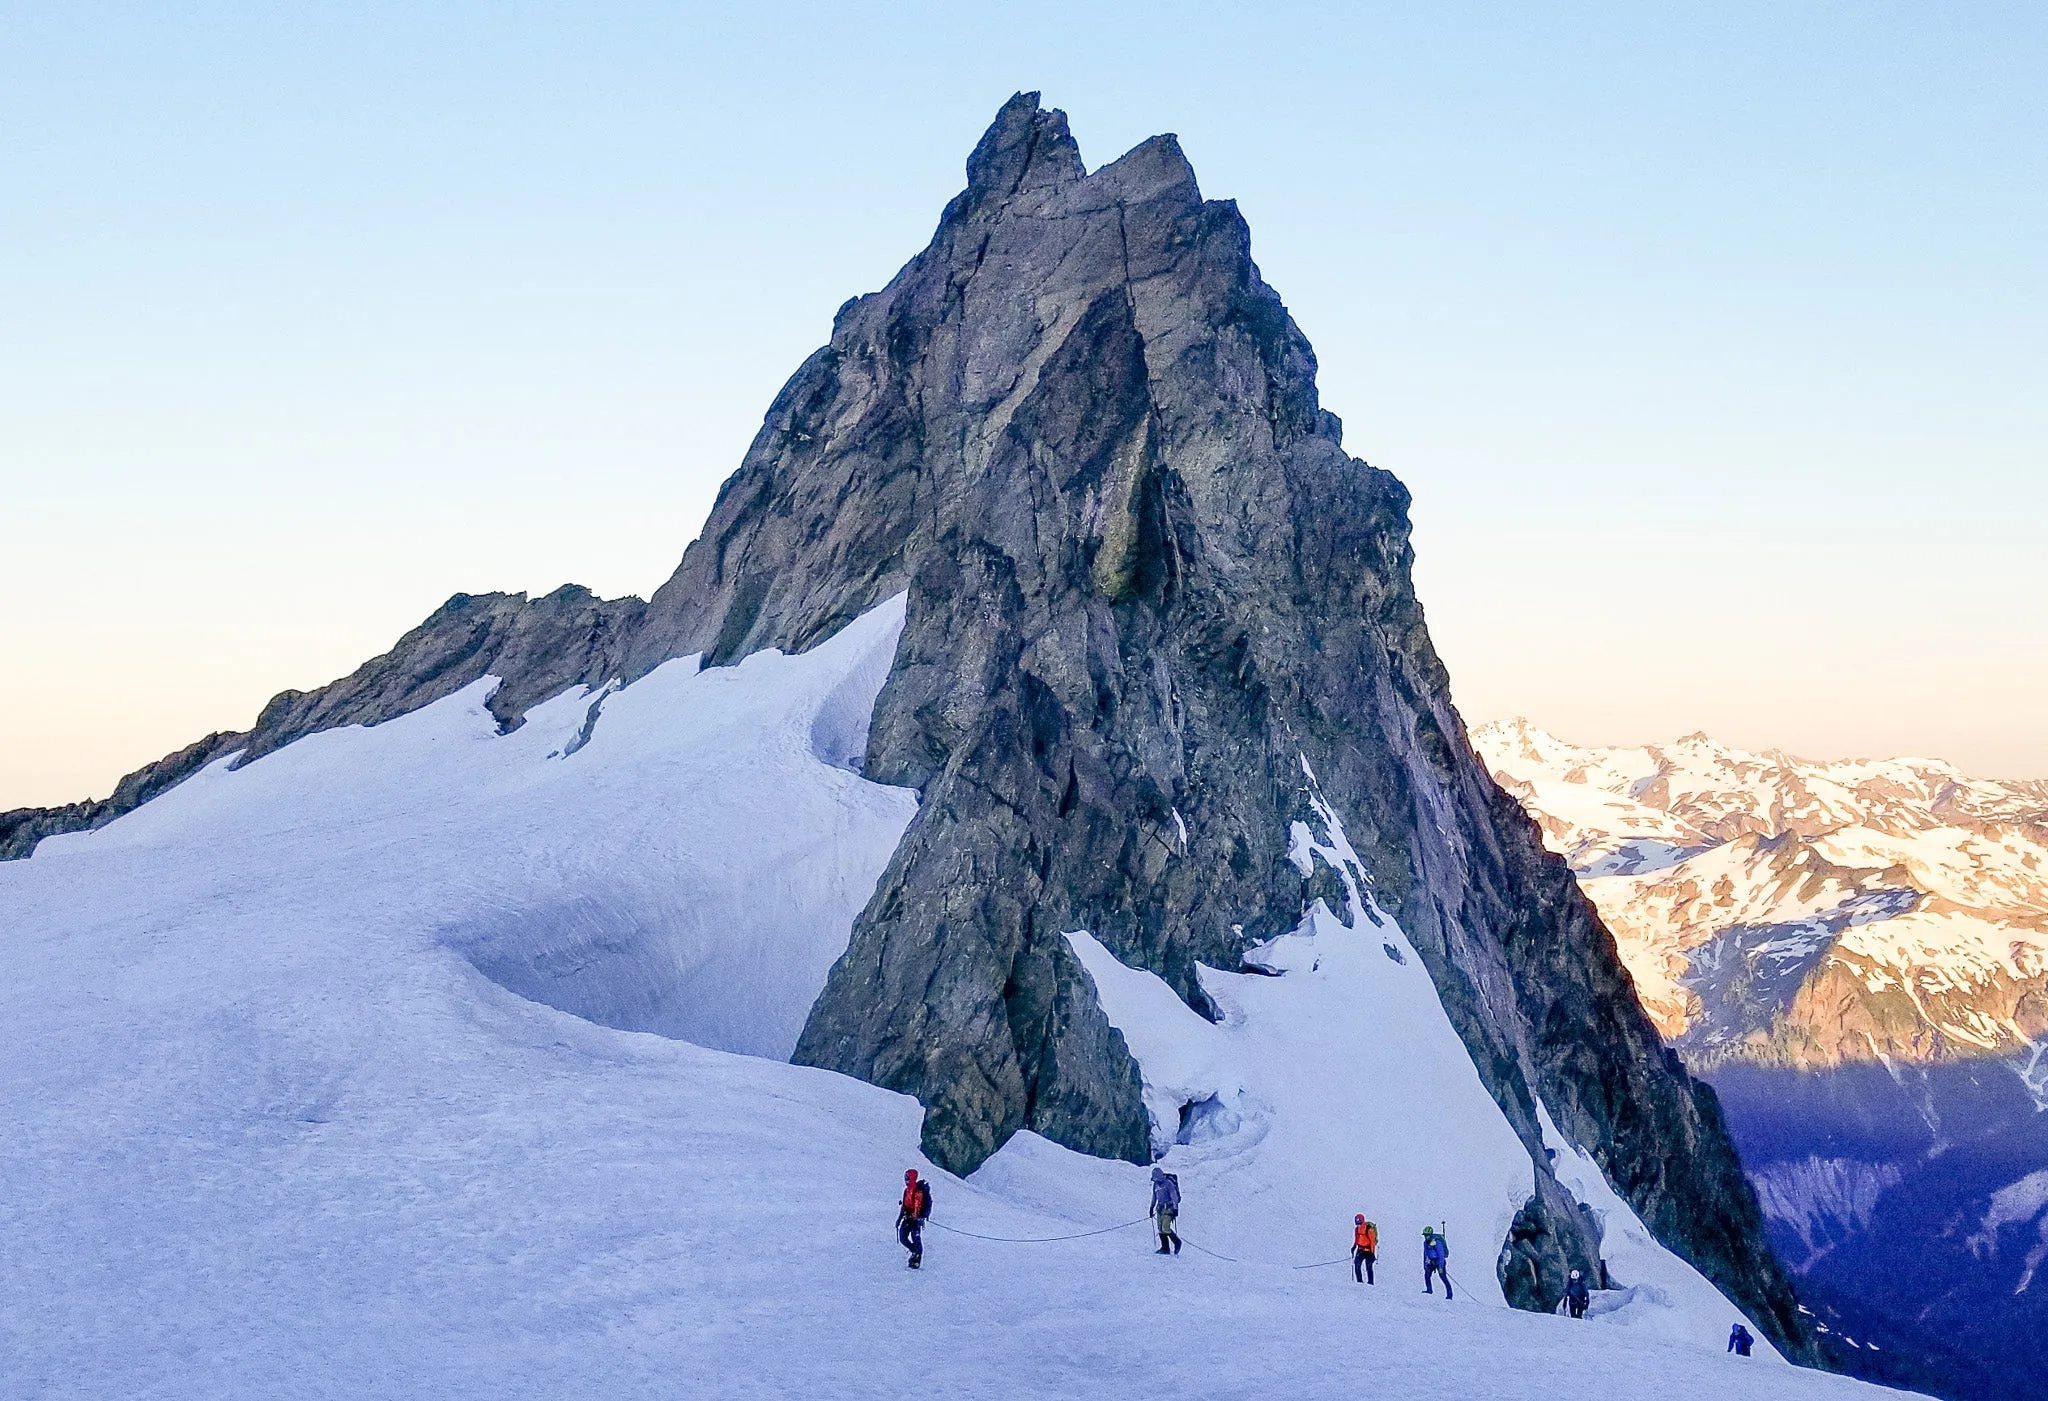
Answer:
[924,1216,1151,1244]
[1171,1234,1246,1264]
[1176,1234,1350,1271]
[918,1215,1441,1282]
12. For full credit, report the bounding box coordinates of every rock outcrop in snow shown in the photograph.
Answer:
[1,97,1812,1355]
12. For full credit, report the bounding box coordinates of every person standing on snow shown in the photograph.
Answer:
[1728,1323,1754,1356]
[1564,1269,1590,1319]
[1150,1167,1182,1255]
[897,1169,932,1269]
[1351,1215,1378,1284]
[1423,1226,1452,1299]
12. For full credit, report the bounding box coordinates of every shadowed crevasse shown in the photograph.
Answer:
[2,94,1815,1361]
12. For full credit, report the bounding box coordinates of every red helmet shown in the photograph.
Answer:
[1355,1214,1365,1224]
[905,1169,918,1182]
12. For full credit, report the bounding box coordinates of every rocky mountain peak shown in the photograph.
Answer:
[959,91,1085,205]
[3,98,1814,1358]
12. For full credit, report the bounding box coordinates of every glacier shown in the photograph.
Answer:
[0,603,1905,1399]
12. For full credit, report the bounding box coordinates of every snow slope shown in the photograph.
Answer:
[0,614,1901,1397]
[1065,757,1770,1356]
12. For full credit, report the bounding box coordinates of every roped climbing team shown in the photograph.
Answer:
[890,1164,1760,1358]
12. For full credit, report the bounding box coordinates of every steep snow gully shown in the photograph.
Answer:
[5,596,1901,1399]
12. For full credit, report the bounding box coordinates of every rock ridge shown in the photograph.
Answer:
[4,94,1814,1359]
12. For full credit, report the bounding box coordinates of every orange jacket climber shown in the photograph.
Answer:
[900,1170,930,1220]
[1354,1219,1378,1253]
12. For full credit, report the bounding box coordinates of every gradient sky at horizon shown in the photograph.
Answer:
[4,1,2044,808]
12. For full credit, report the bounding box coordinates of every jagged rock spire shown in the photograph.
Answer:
[6,96,1818,1362]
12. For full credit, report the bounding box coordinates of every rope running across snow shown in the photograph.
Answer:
[924,1217,1151,1245]
[1179,1236,1350,1271]
[922,1218,1438,1281]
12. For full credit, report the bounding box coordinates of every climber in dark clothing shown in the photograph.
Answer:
[898,1169,932,1269]
[1150,1167,1182,1255]
[1565,1269,1590,1319]
[1728,1323,1754,1356]
[1423,1226,1452,1299]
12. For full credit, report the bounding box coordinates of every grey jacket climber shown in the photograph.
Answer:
[1150,1167,1181,1255]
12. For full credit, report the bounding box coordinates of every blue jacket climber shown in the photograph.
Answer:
[1423,1226,1453,1299]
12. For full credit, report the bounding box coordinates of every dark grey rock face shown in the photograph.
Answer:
[2,93,1813,1359]
[640,93,1812,1356]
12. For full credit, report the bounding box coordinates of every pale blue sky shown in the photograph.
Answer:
[3,1,2043,805]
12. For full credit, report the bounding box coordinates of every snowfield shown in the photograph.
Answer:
[0,607,1906,1399]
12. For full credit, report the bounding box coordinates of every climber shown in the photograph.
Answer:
[897,1169,932,1269]
[1150,1167,1182,1255]
[1423,1226,1453,1299]
[1351,1215,1378,1284]
[1728,1323,1754,1357]
[1565,1268,1590,1319]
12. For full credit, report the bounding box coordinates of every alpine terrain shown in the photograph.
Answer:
[0,97,1897,1399]
[1476,717,2048,1400]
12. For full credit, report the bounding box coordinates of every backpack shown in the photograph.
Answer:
[916,1181,933,1221]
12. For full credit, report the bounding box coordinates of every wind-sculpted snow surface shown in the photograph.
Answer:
[1,663,1896,1397]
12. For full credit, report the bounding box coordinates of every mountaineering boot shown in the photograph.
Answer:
[1155,1245,1171,1254]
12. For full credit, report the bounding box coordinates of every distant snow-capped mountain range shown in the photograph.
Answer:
[1472,718,2048,1076]
[1475,720,2048,1399]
